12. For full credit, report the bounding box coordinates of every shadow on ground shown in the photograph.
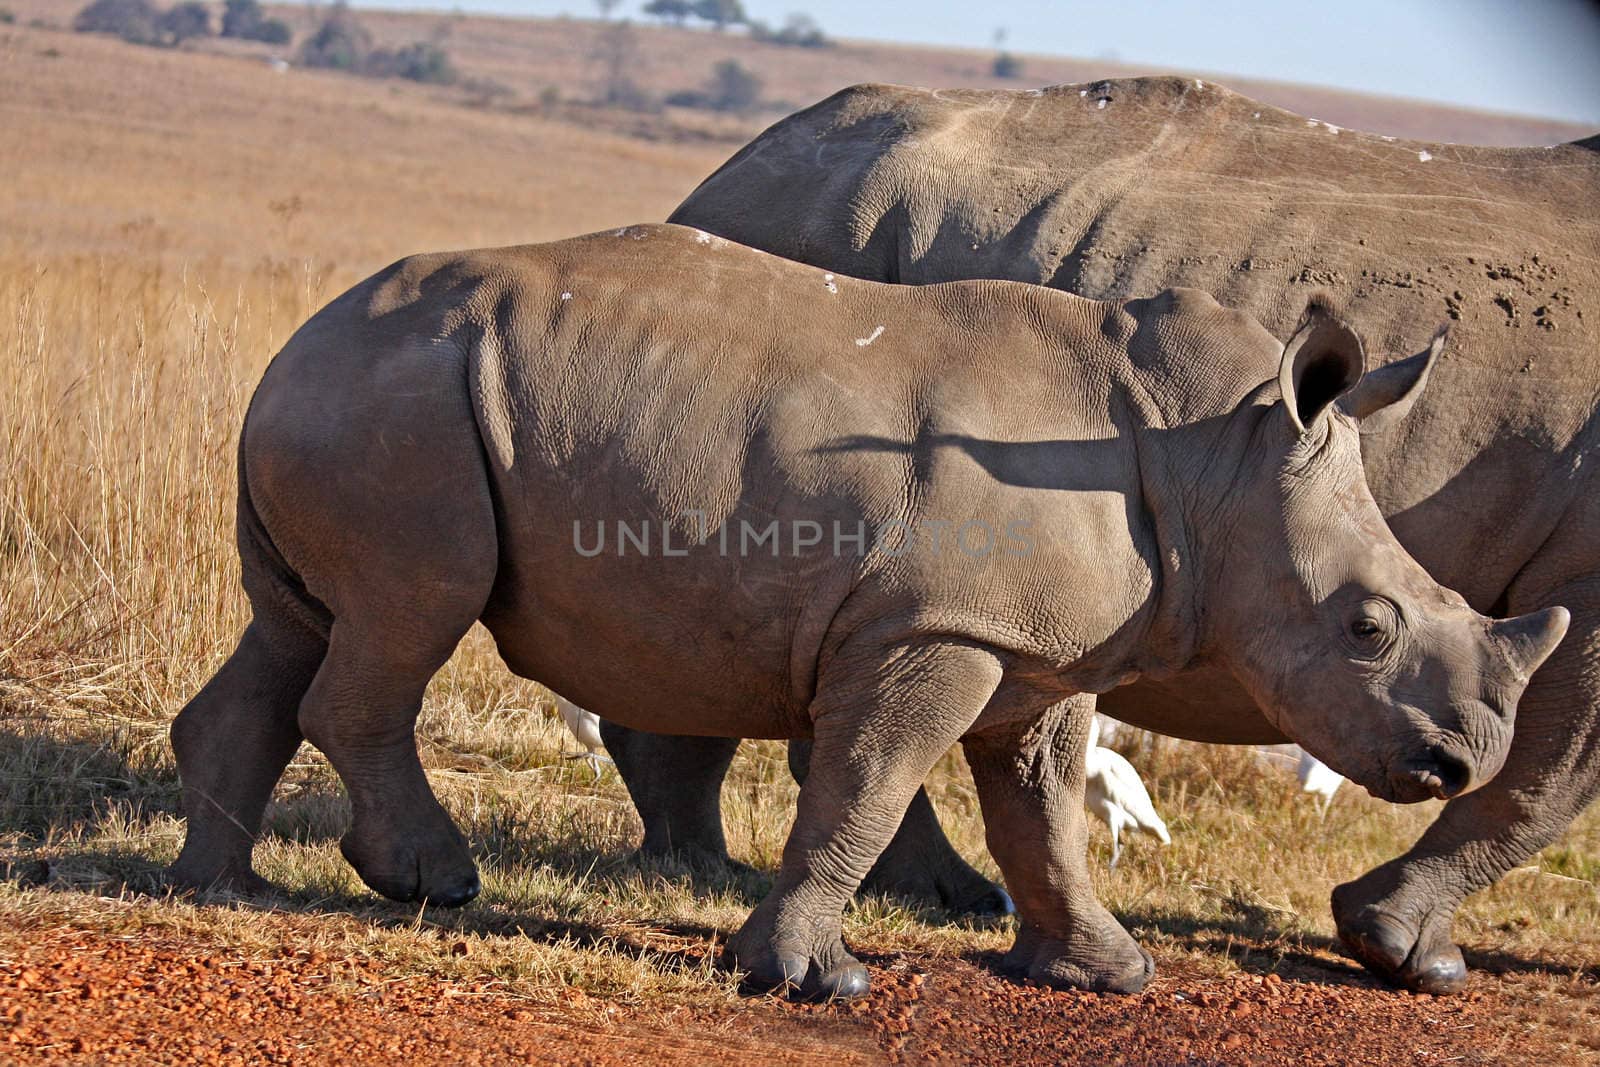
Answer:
[6,723,1594,996]
[0,724,176,839]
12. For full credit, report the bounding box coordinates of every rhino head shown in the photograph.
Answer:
[1200,305,1568,803]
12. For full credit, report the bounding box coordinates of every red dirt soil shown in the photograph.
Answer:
[2,921,1589,1066]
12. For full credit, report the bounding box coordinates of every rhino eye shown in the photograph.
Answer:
[1346,598,1399,657]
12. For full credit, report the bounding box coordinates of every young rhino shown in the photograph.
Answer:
[167,225,1567,1000]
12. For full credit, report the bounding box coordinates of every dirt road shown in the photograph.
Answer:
[2,920,1589,1066]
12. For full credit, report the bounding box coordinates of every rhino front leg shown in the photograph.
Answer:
[787,741,1013,916]
[964,693,1154,993]
[725,638,1004,1000]
[1334,580,1600,993]
[598,722,741,867]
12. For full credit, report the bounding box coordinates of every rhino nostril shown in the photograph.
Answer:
[1421,747,1473,799]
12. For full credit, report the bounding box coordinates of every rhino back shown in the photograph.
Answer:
[673,77,1600,608]
[446,226,1198,733]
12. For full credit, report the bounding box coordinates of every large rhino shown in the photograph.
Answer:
[603,76,1600,993]
[167,223,1565,998]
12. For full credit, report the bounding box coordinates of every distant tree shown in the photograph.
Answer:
[783,13,827,46]
[367,40,458,84]
[992,50,1021,78]
[706,57,760,112]
[298,3,370,71]
[156,0,211,43]
[73,0,159,44]
[220,0,259,36]
[990,25,1021,78]
[250,16,290,43]
[292,1,457,83]
[593,0,621,18]
[642,0,691,25]
[692,0,744,31]
[749,12,827,48]
[220,0,288,42]
[589,19,653,111]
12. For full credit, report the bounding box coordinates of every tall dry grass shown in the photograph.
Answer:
[2,254,315,706]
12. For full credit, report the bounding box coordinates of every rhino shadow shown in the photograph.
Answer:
[814,430,1131,494]
[0,717,772,941]
[5,730,1591,988]
[962,906,1598,988]
[0,725,176,839]
[7,811,758,976]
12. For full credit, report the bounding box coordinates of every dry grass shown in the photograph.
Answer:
[0,6,1596,1048]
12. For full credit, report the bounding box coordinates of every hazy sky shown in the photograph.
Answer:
[348,0,1600,124]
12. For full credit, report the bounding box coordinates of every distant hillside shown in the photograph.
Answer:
[10,0,1594,148]
[3,0,1593,282]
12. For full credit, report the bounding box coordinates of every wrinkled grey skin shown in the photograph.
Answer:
[629,75,1600,993]
[167,224,1565,999]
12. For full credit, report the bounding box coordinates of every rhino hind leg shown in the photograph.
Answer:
[240,365,502,910]
[724,638,1004,1000]
[1334,578,1600,994]
[788,740,1013,917]
[297,615,484,907]
[169,612,325,895]
[964,694,1154,994]
[599,721,741,867]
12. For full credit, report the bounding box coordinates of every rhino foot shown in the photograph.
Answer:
[723,917,869,1001]
[167,853,276,899]
[638,842,758,881]
[958,884,1016,919]
[339,826,481,907]
[856,785,1013,919]
[860,860,1014,919]
[1331,879,1467,994]
[1002,918,1154,994]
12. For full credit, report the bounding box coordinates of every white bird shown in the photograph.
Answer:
[1084,716,1170,867]
[1296,748,1345,815]
[552,694,611,780]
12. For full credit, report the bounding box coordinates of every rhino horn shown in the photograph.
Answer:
[1277,302,1365,434]
[1490,606,1571,684]
[1338,326,1446,434]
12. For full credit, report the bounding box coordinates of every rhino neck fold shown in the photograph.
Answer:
[1111,375,1279,690]
[1108,399,1217,687]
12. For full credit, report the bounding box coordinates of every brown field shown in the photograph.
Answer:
[1,6,1597,1064]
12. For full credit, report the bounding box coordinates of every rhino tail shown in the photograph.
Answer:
[234,426,334,644]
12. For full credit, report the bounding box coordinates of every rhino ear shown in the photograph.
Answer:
[1277,304,1365,435]
[1336,326,1444,434]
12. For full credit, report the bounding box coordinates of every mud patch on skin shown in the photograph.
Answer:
[1476,258,1577,331]
[1494,293,1519,326]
